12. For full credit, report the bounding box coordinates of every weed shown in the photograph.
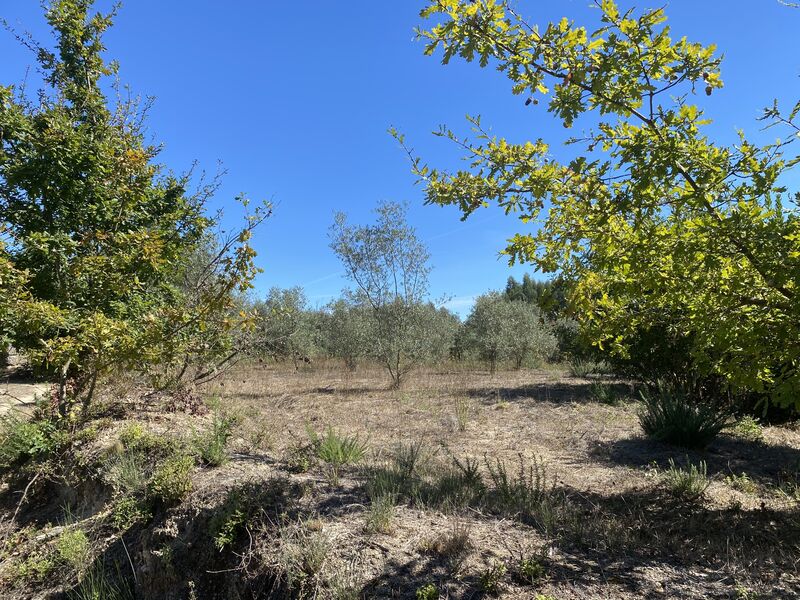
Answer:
[276,519,331,596]
[568,358,596,378]
[148,453,194,504]
[12,551,57,583]
[639,381,728,448]
[416,583,439,600]
[105,452,149,496]
[311,427,367,484]
[730,416,764,442]
[454,396,471,431]
[285,440,316,473]
[485,453,552,522]
[725,472,758,494]
[479,560,507,595]
[364,494,395,534]
[590,382,619,405]
[67,562,134,600]
[194,409,237,466]
[420,521,472,574]
[56,528,91,572]
[516,555,547,584]
[664,458,711,501]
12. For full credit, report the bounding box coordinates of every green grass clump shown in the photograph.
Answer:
[0,412,65,470]
[664,458,711,501]
[639,381,728,449]
[311,427,367,484]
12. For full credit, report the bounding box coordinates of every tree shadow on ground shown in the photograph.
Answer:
[465,380,634,406]
[588,434,800,485]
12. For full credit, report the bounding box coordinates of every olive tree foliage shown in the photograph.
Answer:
[399,0,800,407]
[330,201,455,387]
[464,293,556,372]
[0,1,268,412]
[253,287,319,368]
[319,299,374,371]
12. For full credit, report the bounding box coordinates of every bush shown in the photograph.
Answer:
[639,381,728,449]
[0,413,65,470]
[148,454,194,504]
[729,416,764,442]
[194,408,238,467]
[479,560,507,595]
[56,529,91,572]
[663,459,711,501]
[416,583,439,600]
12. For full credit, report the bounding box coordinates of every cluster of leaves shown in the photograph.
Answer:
[403,0,800,409]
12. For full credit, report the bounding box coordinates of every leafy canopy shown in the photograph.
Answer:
[402,0,800,406]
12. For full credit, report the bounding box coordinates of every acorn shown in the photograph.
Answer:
[702,71,709,80]
[705,85,712,96]
[525,97,532,106]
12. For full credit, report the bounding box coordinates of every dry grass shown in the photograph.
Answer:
[194,360,800,599]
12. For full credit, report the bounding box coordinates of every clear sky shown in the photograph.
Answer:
[1,1,798,316]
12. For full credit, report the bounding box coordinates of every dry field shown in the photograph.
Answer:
[192,361,800,599]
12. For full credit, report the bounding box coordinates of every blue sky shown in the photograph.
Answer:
[1,1,798,316]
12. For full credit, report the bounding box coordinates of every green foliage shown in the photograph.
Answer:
[111,496,150,531]
[0,0,268,411]
[590,382,620,406]
[730,415,764,442]
[311,427,367,484]
[479,560,507,595]
[567,357,598,378]
[484,454,553,523]
[664,459,711,501]
[639,381,729,448]
[254,287,320,366]
[148,453,193,504]
[406,0,800,409]
[463,292,557,372]
[56,528,90,572]
[516,555,547,584]
[0,412,65,470]
[415,583,439,600]
[193,407,237,467]
[67,563,134,600]
[725,472,758,495]
[319,299,373,371]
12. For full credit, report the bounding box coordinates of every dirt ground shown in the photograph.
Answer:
[194,361,800,599]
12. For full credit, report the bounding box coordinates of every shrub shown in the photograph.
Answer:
[312,427,367,484]
[111,496,150,531]
[639,381,728,449]
[730,416,764,442]
[148,454,194,504]
[664,459,711,501]
[194,409,238,466]
[568,358,597,378]
[0,413,64,470]
[56,529,91,572]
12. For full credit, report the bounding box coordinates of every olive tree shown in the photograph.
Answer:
[320,299,374,371]
[330,201,453,387]
[254,287,318,368]
[464,293,556,373]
